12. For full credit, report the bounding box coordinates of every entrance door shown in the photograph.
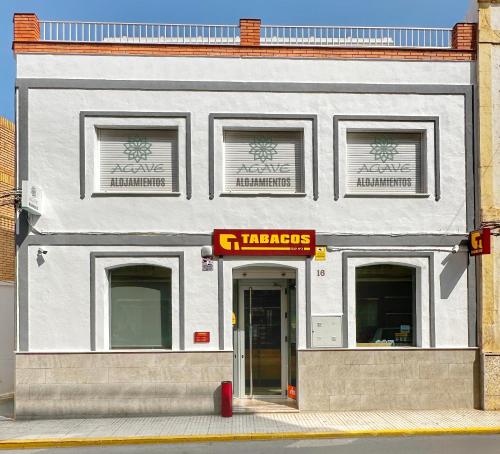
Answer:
[238,285,287,397]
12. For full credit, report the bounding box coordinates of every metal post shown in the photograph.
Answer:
[249,286,253,397]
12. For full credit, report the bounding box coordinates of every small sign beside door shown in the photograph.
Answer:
[194,332,210,343]
[469,228,491,256]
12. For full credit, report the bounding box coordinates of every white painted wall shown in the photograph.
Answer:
[26,89,468,234]
[18,54,473,352]
[27,244,469,351]
[16,55,475,85]
[0,282,14,395]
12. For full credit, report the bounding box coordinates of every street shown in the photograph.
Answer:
[2,435,499,453]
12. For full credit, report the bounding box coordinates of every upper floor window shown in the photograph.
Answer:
[109,265,172,349]
[346,131,425,195]
[98,129,178,193]
[223,130,305,194]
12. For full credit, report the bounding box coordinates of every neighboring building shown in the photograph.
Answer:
[0,116,15,400]
[477,0,500,410]
[13,13,478,418]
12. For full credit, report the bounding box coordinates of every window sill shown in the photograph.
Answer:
[220,192,307,198]
[344,193,430,199]
[91,192,181,197]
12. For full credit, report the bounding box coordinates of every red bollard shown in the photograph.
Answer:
[221,380,232,417]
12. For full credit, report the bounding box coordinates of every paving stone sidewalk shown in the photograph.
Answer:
[0,410,500,440]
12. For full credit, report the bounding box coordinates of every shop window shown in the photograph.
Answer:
[109,265,172,349]
[347,131,424,195]
[356,264,415,347]
[223,130,304,194]
[98,129,178,193]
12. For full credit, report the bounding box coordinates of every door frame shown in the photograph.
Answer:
[235,282,288,398]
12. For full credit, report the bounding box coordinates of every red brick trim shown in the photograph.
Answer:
[12,41,476,61]
[12,13,476,61]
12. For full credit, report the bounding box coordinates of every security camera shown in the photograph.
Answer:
[452,245,460,254]
[37,247,48,255]
[201,245,213,258]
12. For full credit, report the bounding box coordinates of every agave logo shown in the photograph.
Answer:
[123,137,152,163]
[369,136,398,163]
[248,136,278,163]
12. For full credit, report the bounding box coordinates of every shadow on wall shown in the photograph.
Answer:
[440,252,468,300]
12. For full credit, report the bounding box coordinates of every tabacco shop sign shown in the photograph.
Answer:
[213,229,316,256]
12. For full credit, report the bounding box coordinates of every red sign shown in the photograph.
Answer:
[213,229,316,256]
[194,332,210,343]
[469,228,491,256]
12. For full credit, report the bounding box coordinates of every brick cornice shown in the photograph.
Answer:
[12,41,476,61]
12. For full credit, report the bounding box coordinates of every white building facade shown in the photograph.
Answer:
[14,15,479,417]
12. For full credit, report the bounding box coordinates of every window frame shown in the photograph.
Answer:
[210,115,317,199]
[81,113,189,198]
[222,127,306,196]
[334,117,439,200]
[343,252,435,349]
[344,129,429,197]
[91,253,183,351]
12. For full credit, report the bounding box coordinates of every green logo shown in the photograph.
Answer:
[248,137,278,163]
[123,137,152,163]
[370,137,398,163]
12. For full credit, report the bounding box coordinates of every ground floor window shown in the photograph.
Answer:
[356,264,415,347]
[109,265,172,349]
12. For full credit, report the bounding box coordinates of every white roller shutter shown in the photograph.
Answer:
[346,132,423,194]
[98,129,178,193]
[224,130,304,193]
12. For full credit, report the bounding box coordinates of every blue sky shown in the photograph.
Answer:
[1,0,471,120]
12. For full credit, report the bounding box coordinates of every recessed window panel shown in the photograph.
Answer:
[347,131,424,194]
[98,129,178,193]
[224,130,304,194]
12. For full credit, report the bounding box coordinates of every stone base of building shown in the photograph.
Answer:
[298,349,480,411]
[15,352,232,419]
[482,352,500,410]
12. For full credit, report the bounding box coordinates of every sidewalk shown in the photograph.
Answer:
[1,409,500,449]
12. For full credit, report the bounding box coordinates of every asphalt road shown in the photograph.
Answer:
[3,435,500,453]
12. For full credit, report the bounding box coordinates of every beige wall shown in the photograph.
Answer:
[298,349,479,411]
[15,352,232,419]
[478,0,500,410]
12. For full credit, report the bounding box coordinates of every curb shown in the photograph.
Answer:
[0,427,500,449]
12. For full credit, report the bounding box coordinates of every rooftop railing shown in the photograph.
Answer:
[261,25,452,48]
[40,21,240,45]
[39,20,453,49]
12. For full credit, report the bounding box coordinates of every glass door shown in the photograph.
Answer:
[239,286,286,397]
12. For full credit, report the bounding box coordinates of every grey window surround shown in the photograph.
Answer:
[342,251,435,349]
[79,112,192,200]
[90,252,185,352]
[333,116,441,201]
[209,113,318,201]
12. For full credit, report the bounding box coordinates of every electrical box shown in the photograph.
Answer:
[311,315,343,348]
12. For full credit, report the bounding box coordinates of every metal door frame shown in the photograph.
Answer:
[236,283,288,398]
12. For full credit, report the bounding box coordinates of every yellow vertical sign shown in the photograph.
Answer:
[315,246,326,261]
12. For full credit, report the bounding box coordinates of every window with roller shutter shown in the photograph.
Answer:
[98,129,178,193]
[346,131,425,195]
[223,130,304,194]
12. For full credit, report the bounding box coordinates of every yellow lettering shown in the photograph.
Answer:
[259,234,269,244]
[290,234,300,244]
[280,234,290,243]
[301,234,310,244]
[249,234,259,244]
[241,234,250,244]
[270,234,280,244]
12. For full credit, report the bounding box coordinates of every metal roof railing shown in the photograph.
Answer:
[40,21,240,45]
[261,25,452,48]
[39,20,453,49]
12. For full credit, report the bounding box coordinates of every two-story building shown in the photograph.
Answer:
[13,13,479,418]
